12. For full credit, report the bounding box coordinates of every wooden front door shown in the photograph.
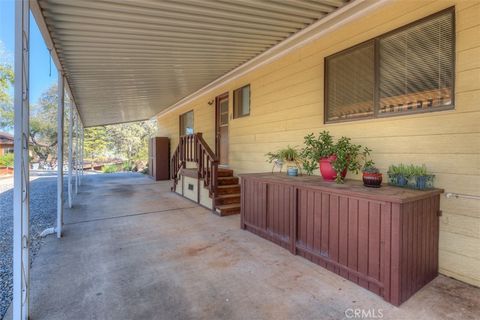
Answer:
[216,93,229,165]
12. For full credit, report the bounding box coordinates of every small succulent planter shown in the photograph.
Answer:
[409,174,435,190]
[362,166,382,188]
[387,164,435,190]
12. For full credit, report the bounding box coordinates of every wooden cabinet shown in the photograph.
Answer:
[148,137,170,181]
[240,173,443,306]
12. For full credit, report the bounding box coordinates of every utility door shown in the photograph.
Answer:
[215,93,229,165]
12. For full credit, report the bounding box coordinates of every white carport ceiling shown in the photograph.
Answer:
[37,0,349,127]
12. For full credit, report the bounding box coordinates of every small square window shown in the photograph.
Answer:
[233,85,250,118]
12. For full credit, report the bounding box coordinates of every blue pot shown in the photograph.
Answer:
[416,176,427,190]
[287,167,298,176]
[396,175,408,186]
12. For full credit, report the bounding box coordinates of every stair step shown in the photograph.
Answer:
[218,168,234,177]
[215,193,241,205]
[216,203,241,216]
[218,176,239,185]
[217,184,241,195]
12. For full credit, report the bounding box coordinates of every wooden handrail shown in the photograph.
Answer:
[171,133,219,206]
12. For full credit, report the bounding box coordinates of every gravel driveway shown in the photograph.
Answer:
[0,173,65,319]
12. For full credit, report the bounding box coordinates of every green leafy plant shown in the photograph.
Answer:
[0,153,14,168]
[362,165,380,174]
[360,147,374,171]
[388,164,434,189]
[122,161,134,171]
[299,131,333,175]
[300,131,370,183]
[102,164,119,173]
[265,145,302,173]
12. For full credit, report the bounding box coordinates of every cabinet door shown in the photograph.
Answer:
[242,178,267,231]
[265,183,293,245]
[295,188,386,295]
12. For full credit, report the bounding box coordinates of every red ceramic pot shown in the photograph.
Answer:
[362,172,383,188]
[319,155,347,181]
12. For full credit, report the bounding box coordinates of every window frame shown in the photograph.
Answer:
[179,110,194,136]
[233,84,251,119]
[324,7,455,124]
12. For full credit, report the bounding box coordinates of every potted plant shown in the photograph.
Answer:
[388,164,435,189]
[409,164,435,190]
[265,145,302,176]
[300,131,367,183]
[362,166,382,188]
[388,164,409,186]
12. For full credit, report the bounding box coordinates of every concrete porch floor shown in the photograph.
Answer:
[10,173,480,319]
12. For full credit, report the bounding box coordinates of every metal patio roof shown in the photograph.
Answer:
[35,0,352,127]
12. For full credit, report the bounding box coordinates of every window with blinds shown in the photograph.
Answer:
[233,85,250,118]
[326,42,375,121]
[324,8,454,123]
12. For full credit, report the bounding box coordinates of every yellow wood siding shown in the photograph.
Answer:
[158,0,480,287]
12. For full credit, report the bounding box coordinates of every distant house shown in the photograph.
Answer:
[0,132,14,156]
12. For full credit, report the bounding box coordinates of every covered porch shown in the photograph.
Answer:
[7,0,480,318]
[6,173,480,320]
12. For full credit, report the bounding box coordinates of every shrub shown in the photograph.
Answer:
[102,164,118,173]
[0,153,14,168]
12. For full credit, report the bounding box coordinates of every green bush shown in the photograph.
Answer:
[0,153,14,168]
[122,161,134,171]
[102,164,119,173]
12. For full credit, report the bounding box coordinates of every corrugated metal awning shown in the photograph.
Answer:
[36,0,351,127]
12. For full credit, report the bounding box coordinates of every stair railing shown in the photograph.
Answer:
[171,133,219,200]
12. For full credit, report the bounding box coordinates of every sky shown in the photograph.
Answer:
[1,0,58,103]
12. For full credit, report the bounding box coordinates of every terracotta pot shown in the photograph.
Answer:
[319,155,347,181]
[363,172,383,188]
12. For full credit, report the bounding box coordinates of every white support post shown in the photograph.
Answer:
[68,101,73,208]
[13,0,30,319]
[80,124,84,184]
[75,112,79,194]
[56,75,64,238]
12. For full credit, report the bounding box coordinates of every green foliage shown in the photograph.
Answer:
[83,121,156,172]
[388,164,428,177]
[388,164,409,177]
[0,62,14,130]
[0,64,14,103]
[122,161,134,171]
[360,147,374,170]
[388,163,434,189]
[410,164,428,177]
[362,166,380,174]
[300,132,334,175]
[266,145,302,173]
[266,145,301,163]
[102,164,119,173]
[300,131,371,182]
[0,153,14,168]
[84,127,108,159]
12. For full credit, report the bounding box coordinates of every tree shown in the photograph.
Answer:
[0,63,14,130]
[29,85,59,166]
[84,126,108,160]
[0,153,14,168]
[105,121,156,162]
[84,120,157,169]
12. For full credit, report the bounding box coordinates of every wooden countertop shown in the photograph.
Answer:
[239,172,443,204]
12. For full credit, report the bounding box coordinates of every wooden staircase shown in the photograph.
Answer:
[215,168,241,216]
[171,133,241,216]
